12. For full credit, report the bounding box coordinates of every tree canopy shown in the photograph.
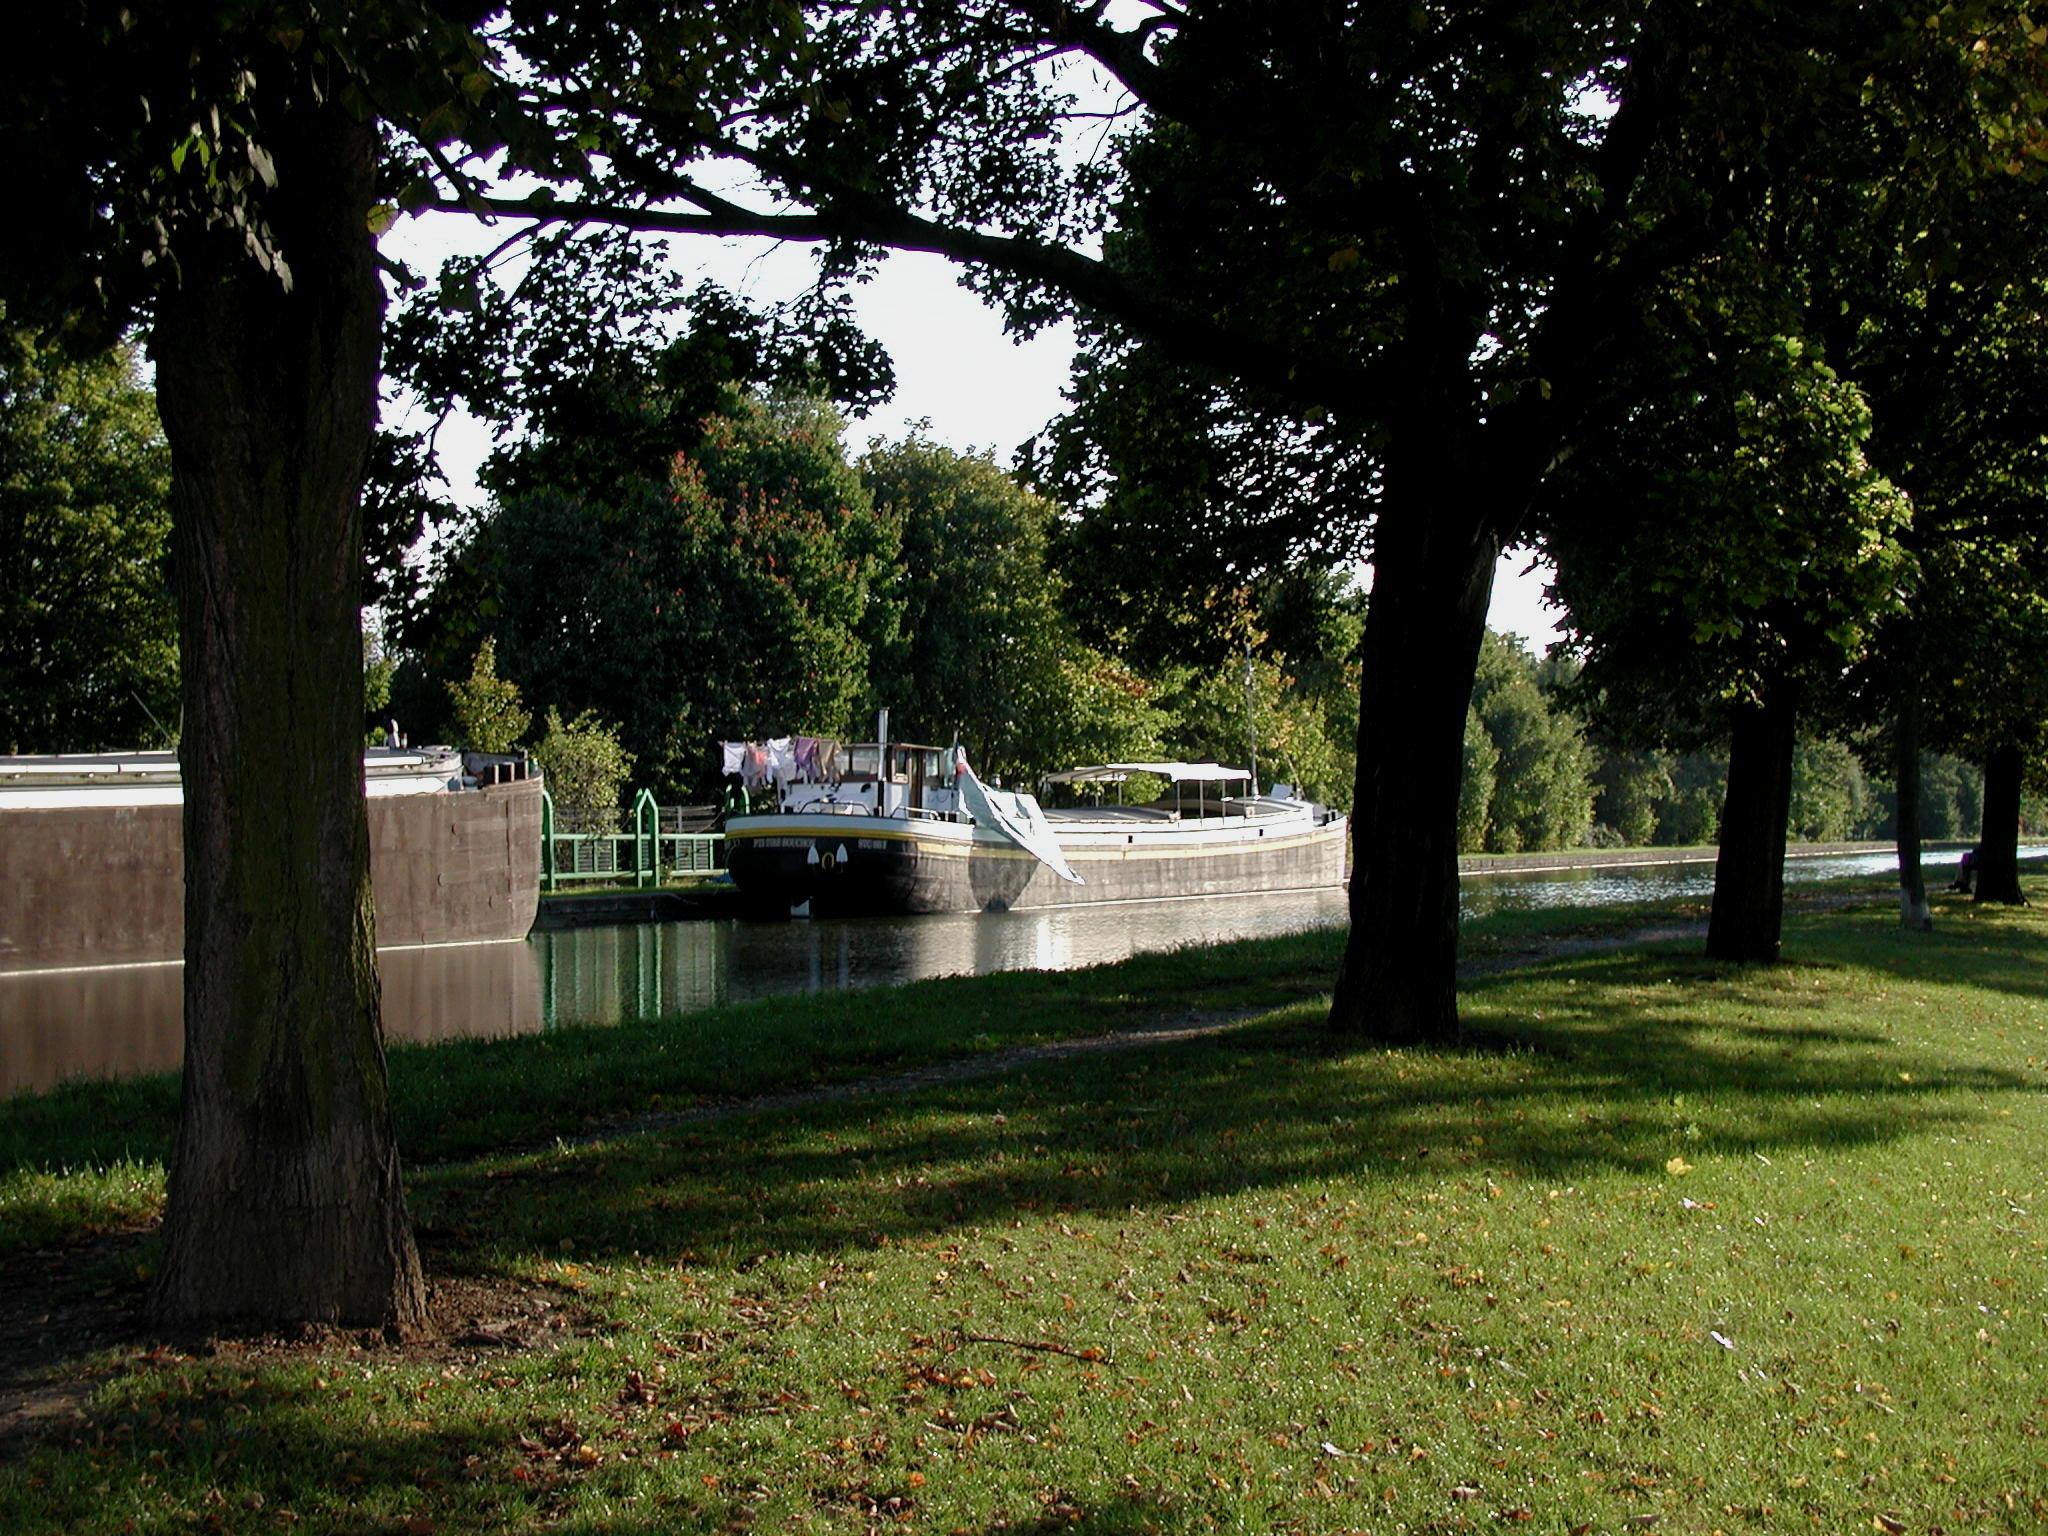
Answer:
[863,433,1165,782]
[402,387,898,798]
[0,322,175,754]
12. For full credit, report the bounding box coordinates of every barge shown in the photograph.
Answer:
[723,721,1347,918]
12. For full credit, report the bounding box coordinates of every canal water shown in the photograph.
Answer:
[0,845,2010,1097]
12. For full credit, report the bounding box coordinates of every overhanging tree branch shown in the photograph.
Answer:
[414,190,1403,416]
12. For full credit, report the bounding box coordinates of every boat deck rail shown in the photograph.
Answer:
[1044,804,1181,824]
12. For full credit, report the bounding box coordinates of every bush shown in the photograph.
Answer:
[533,707,635,826]
[446,638,530,754]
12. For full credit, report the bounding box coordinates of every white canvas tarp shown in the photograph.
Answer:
[955,761,1084,886]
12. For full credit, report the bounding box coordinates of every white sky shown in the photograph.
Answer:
[384,214,1565,651]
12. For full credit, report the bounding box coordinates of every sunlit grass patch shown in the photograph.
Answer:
[0,1157,161,1258]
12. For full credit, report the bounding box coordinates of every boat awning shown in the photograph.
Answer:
[1041,762,1251,785]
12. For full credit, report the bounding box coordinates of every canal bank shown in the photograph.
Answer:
[533,882,742,930]
[9,845,2035,1098]
[529,839,1976,931]
[1457,837,1972,877]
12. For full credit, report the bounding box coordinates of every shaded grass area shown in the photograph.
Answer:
[2,884,2045,1532]
[0,927,1335,1192]
[0,895,1724,1256]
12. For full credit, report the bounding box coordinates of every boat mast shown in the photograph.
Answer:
[1244,644,1259,797]
[876,707,890,814]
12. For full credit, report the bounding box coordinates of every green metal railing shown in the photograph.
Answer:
[540,789,725,892]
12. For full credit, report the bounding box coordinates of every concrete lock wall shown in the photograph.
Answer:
[368,778,543,949]
[0,803,186,972]
[0,778,543,974]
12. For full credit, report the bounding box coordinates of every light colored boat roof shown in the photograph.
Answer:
[1042,761,1252,785]
[0,747,474,808]
[0,747,462,778]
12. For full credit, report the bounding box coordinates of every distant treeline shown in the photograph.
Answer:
[1460,627,2018,853]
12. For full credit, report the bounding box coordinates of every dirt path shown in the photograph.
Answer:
[556,1010,1281,1151]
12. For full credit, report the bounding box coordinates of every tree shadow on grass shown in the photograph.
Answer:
[409,949,2037,1269]
[537,1494,1201,1536]
[1785,886,2048,1006]
[1,1369,541,1531]
[8,936,2043,1533]
[4,1325,1212,1536]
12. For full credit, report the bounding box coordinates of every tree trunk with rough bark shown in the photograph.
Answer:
[149,101,426,1331]
[1893,651,1932,930]
[1329,467,1498,1045]
[1706,689,1798,963]
[1974,743,2027,905]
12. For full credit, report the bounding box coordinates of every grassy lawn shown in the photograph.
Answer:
[2,884,2044,1533]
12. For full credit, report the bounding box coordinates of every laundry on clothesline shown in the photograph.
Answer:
[720,736,841,788]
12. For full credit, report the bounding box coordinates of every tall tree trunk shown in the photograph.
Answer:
[1974,742,2027,905]
[1330,479,1498,1044]
[149,101,426,1330]
[1892,638,1932,930]
[1706,687,1798,963]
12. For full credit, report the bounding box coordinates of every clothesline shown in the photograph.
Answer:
[719,736,840,789]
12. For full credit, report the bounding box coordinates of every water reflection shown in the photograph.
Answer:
[0,963,185,1093]
[1460,845,2007,917]
[3,844,2027,1097]
[1,940,544,1098]
[531,888,1352,1030]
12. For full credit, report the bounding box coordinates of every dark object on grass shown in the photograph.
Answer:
[1951,847,1978,894]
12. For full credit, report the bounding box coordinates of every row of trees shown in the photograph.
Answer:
[1463,635,2018,857]
[404,361,2033,863]
[0,319,174,754]
[391,379,1361,808]
[9,2,2046,1332]
[11,322,2020,860]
